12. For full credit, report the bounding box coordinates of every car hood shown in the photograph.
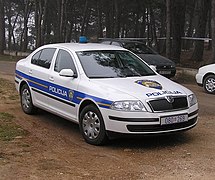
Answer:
[137,54,175,66]
[90,75,190,101]
[199,63,215,71]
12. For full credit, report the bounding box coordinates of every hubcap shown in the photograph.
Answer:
[22,89,31,110]
[205,78,215,93]
[82,111,100,139]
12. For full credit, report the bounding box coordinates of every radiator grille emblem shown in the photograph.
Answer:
[165,96,174,103]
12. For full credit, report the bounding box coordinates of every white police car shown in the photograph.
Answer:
[196,64,215,94]
[15,42,198,145]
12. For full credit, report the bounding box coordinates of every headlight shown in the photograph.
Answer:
[111,101,147,112]
[188,94,197,107]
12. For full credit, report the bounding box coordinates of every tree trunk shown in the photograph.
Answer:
[139,6,146,38]
[114,0,120,38]
[166,0,171,58]
[65,0,74,42]
[22,0,31,52]
[105,0,114,38]
[6,4,12,51]
[149,6,158,51]
[146,7,152,47]
[59,0,65,41]
[212,0,215,62]
[84,7,91,36]
[96,0,103,38]
[208,4,212,50]
[184,0,196,50]
[41,0,47,44]
[12,13,19,48]
[35,0,42,47]
[0,0,5,54]
[191,0,210,61]
[134,12,140,38]
[81,0,89,36]
[171,0,186,63]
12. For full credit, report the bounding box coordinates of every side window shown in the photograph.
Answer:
[54,49,77,74]
[101,41,111,45]
[111,41,121,46]
[31,51,41,65]
[31,48,56,69]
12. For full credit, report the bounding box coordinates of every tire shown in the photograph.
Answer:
[79,105,108,145]
[203,75,215,94]
[20,84,37,114]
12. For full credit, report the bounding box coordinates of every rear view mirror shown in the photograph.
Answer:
[59,69,77,78]
[149,65,157,71]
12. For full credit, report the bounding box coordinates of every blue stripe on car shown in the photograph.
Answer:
[15,70,113,109]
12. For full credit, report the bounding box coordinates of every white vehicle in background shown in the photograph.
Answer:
[196,64,215,94]
[15,39,198,145]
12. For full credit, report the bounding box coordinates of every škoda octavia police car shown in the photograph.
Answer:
[15,40,198,145]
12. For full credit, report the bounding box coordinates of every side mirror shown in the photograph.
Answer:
[149,65,157,71]
[59,69,77,78]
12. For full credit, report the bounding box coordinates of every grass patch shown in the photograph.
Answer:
[0,112,14,122]
[0,112,27,141]
[0,78,19,101]
[0,54,22,62]
[172,72,196,84]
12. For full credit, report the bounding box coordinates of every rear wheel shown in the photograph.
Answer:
[203,75,215,94]
[79,105,108,145]
[20,84,37,114]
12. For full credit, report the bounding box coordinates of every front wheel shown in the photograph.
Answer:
[203,75,215,94]
[20,84,37,114]
[79,105,108,145]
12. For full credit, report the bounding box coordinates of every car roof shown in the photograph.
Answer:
[101,39,145,44]
[38,42,126,52]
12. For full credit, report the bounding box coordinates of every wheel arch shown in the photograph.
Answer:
[78,99,100,121]
[19,80,29,95]
[203,72,215,83]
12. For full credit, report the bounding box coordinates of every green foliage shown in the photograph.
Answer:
[0,78,19,101]
[0,112,27,141]
[0,54,21,62]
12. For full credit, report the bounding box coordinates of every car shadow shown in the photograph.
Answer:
[107,132,195,149]
[35,109,195,149]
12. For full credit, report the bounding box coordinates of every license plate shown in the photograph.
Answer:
[161,114,188,125]
[159,70,171,74]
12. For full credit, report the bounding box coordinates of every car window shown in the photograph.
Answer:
[76,50,155,78]
[123,42,156,54]
[101,41,111,44]
[31,51,41,65]
[31,48,56,68]
[111,41,121,46]
[54,49,77,74]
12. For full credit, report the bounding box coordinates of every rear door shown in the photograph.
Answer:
[28,48,57,109]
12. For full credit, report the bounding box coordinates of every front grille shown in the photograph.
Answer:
[156,65,172,69]
[148,96,188,112]
[127,117,197,132]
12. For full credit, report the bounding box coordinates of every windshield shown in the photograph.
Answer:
[123,42,157,54]
[76,50,156,78]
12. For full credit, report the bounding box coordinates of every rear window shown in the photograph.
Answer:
[31,48,56,69]
[123,42,156,54]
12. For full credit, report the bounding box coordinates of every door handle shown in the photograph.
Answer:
[49,77,54,81]
[29,70,32,74]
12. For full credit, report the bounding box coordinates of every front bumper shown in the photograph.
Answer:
[101,104,198,134]
[195,73,203,85]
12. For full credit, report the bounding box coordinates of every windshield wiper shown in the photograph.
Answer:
[125,74,142,77]
[89,76,117,78]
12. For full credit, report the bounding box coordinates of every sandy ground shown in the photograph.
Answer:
[0,61,215,180]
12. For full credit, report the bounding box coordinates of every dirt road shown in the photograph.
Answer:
[0,61,215,179]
